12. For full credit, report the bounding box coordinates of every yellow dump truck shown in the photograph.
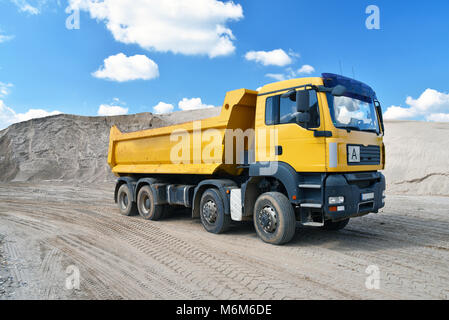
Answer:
[108,73,386,245]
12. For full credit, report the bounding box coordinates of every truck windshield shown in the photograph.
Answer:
[326,93,380,134]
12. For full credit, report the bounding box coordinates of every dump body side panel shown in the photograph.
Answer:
[108,89,257,176]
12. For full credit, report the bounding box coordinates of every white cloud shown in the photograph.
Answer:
[288,49,300,59]
[68,0,243,58]
[383,105,416,120]
[0,82,13,97]
[15,108,62,122]
[245,49,292,67]
[112,97,125,105]
[265,65,316,82]
[405,88,449,113]
[11,1,62,15]
[93,53,159,82]
[297,64,315,74]
[426,113,449,122]
[153,102,174,114]
[0,99,62,130]
[0,33,14,43]
[0,100,16,129]
[384,89,449,121]
[265,73,287,81]
[178,97,216,111]
[11,0,40,15]
[97,104,128,116]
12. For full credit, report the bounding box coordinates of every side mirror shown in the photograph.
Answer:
[296,112,310,123]
[281,89,296,101]
[331,85,346,96]
[374,100,385,134]
[296,90,310,112]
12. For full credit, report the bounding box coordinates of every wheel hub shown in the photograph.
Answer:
[120,193,128,210]
[258,206,277,233]
[202,200,217,224]
[141,194,150,214]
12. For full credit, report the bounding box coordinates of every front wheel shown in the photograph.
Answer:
[253,192,296,245]
[321,218,350,231]
[200,188,231,234]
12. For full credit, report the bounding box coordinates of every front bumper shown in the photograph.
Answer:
[324,172,385,221]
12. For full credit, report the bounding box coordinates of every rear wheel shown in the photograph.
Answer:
[137,185,164,220]
[322,218,350,231]
[117,184,138,216]
[200,188,231,234]
[253,192,296,245]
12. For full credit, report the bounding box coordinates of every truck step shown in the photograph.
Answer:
[302,222,325,227]
[300,203,322,208]
[298,184,321,189]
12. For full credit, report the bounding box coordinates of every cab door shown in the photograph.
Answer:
[256,89,327,172]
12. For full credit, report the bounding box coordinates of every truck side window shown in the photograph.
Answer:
[265,90,320,129]
[265,96,277,125]
[279,95,298,124]
[305,90,320,129]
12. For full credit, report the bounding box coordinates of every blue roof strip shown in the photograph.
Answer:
[321,73,377,100]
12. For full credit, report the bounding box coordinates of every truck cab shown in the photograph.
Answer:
[253,73,385,229]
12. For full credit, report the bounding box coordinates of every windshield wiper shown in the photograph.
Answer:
[336,125,360,132]
[336,126,378,134]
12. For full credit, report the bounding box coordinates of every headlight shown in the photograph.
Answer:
[382,190,386,198]
[329,196,345,204]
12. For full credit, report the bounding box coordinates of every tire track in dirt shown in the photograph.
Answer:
[38,248,63,299]
[3,240,34,299]
[1,183,449,299]
[85,209,357,299]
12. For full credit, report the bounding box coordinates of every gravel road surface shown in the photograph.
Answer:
[0,182,448,300]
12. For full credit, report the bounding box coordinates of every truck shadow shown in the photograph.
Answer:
[160,207,197,222]
[287,213,448,252]
[145,208,448,252]
[225,213,448,252]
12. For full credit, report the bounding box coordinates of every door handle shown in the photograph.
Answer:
[313,130,332,137]
[275,146,283,156]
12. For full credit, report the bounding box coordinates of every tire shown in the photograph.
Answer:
[253,192,296,245]
[321,218,350,231]
[137,185,164,220]
[200,188,231,234]
[117,184,138,216]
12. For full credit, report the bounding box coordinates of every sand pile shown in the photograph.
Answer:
[0,108,220,183]
[0,109,448,196]
[383,120,449,196]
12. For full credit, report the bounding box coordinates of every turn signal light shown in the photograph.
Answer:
[329,206,337,212]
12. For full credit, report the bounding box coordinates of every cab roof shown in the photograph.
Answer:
[257,77,324,95]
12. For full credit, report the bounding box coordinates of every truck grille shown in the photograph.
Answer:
[348,145,381,165]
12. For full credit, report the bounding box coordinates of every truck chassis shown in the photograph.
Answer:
[114,162,385,245]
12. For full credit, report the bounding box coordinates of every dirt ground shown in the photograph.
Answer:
[0,182,448,300]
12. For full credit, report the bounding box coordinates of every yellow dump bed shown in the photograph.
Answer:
[108,89,258,176]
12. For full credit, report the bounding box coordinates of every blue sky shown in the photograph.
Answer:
[1,0,449,128]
